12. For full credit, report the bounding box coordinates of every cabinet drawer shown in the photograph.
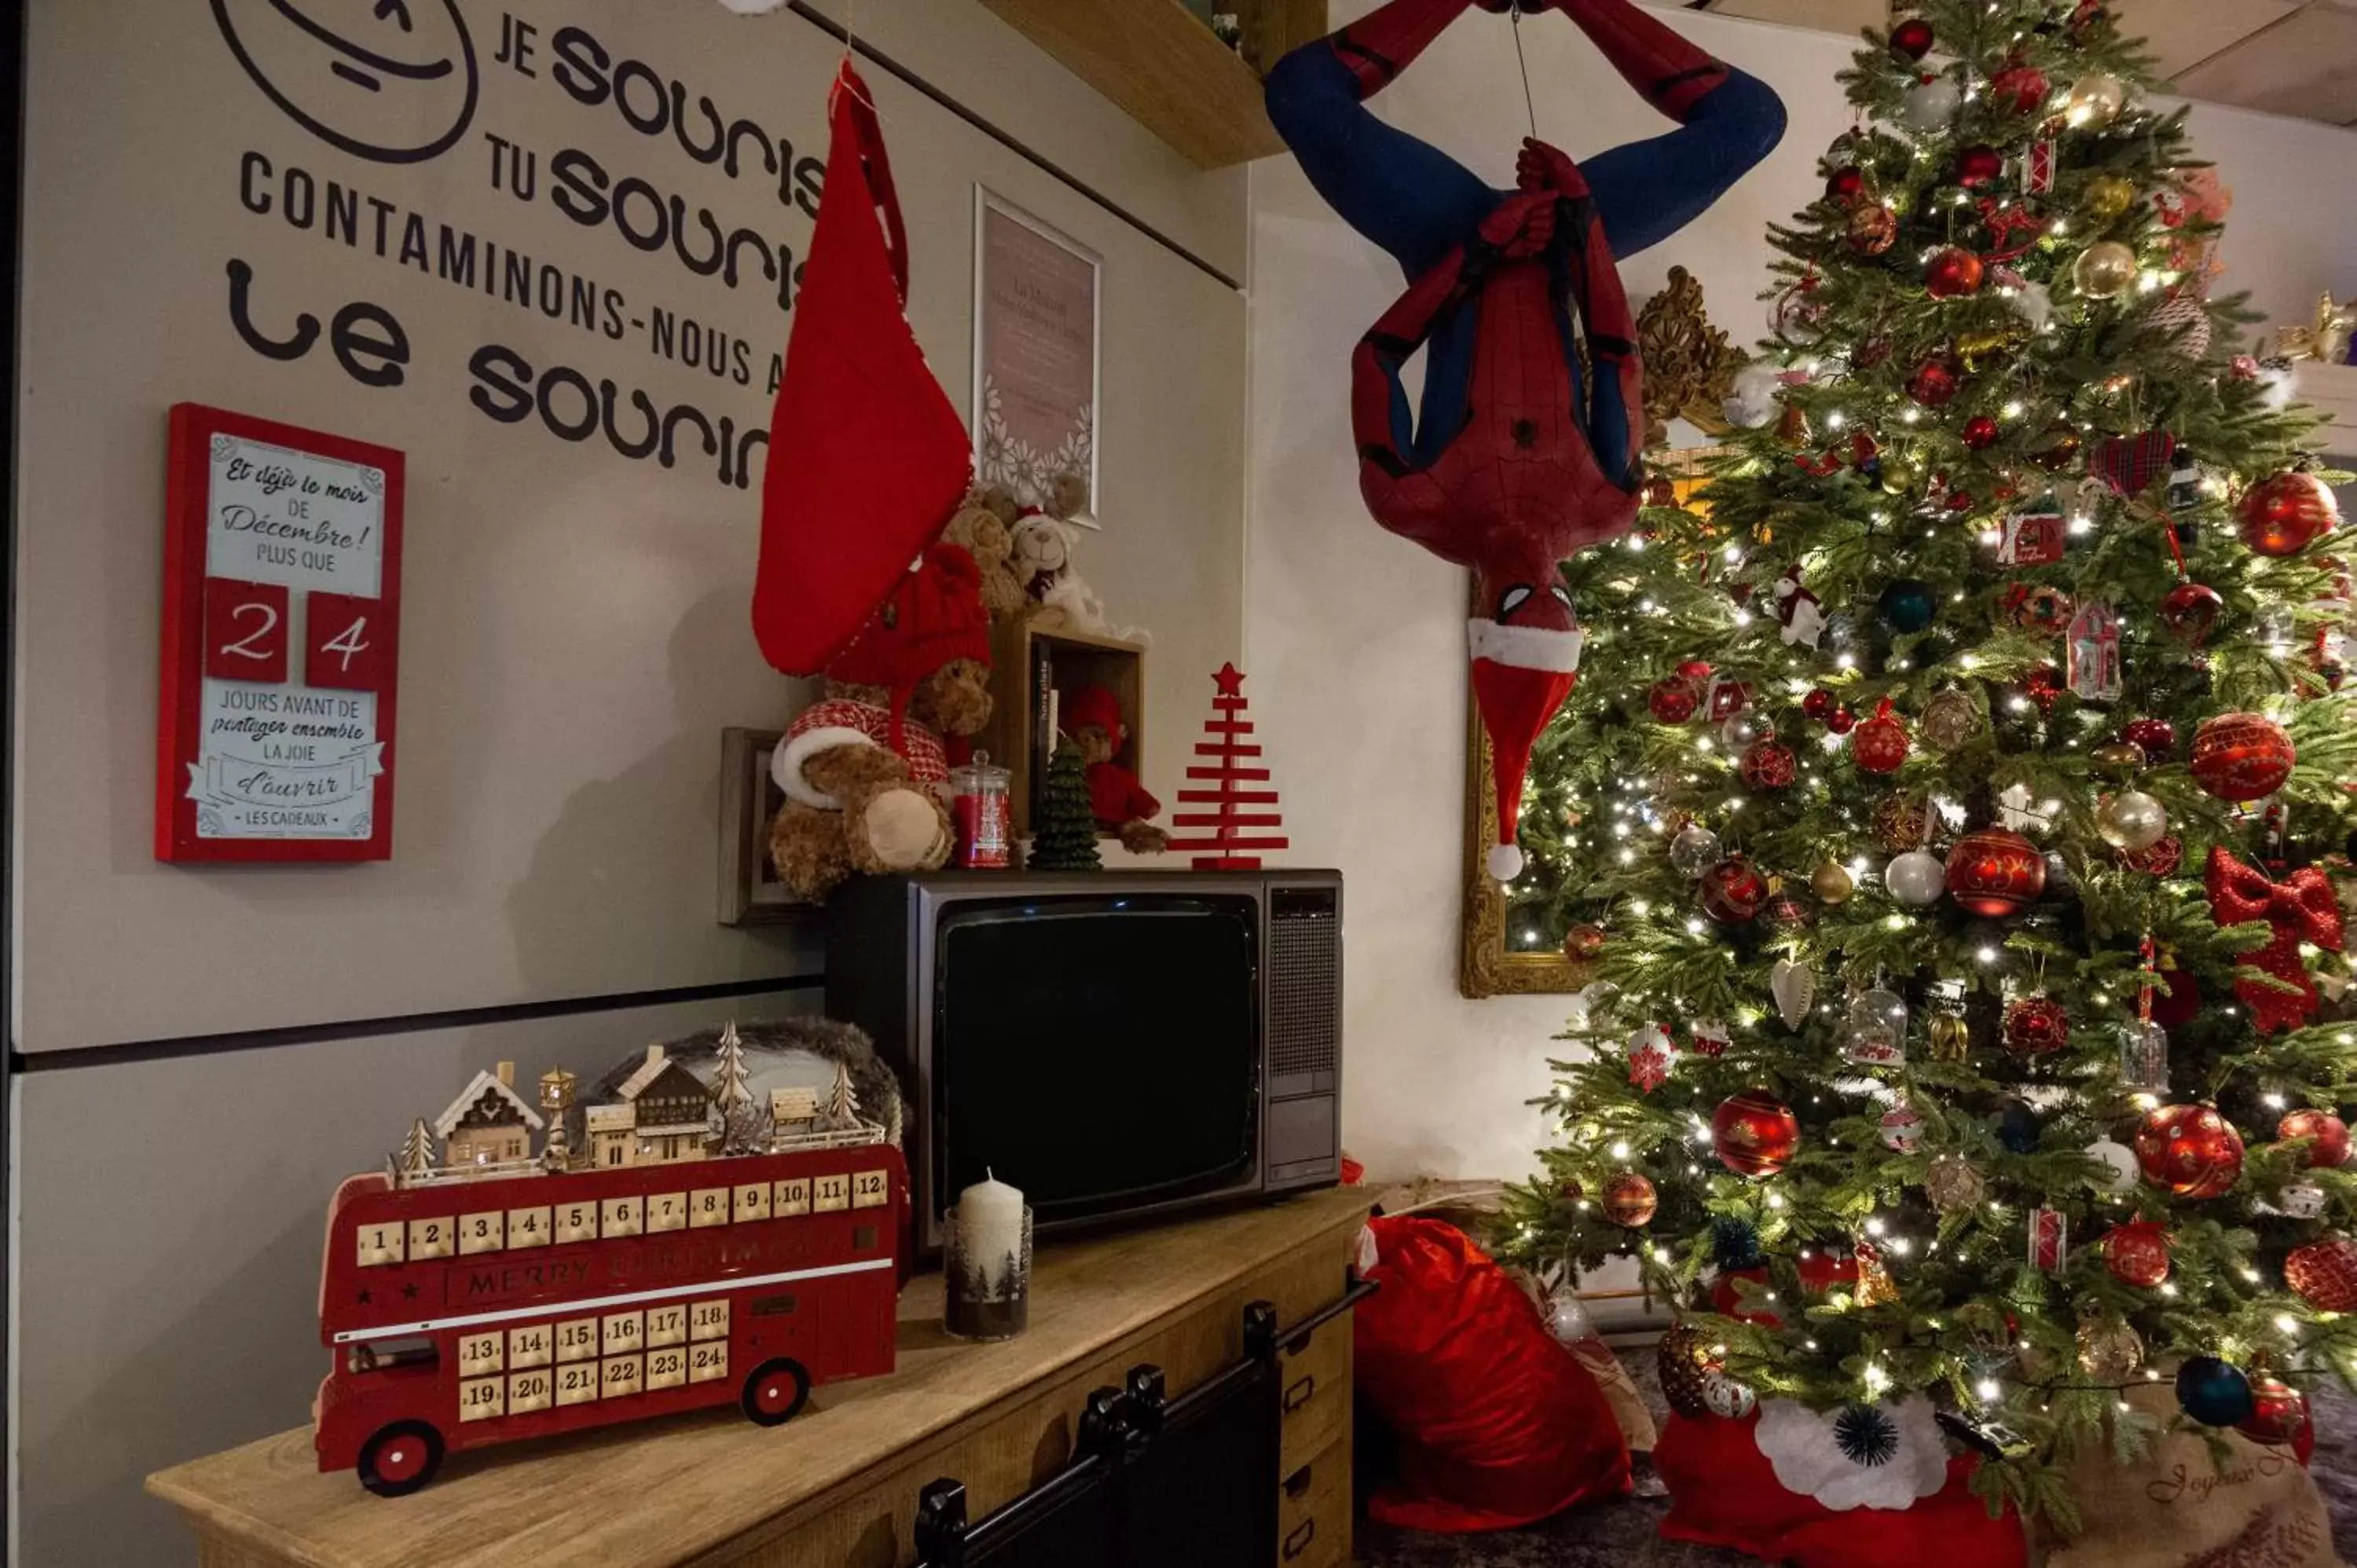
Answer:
[1276,1432,1350,1568]
[1276,1311,1351,1474]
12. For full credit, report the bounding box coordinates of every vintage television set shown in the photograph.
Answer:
[825,870,1342,1251]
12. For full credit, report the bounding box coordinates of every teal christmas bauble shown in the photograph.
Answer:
[1879,579,1937,633]
[2176,1356,2256,1427]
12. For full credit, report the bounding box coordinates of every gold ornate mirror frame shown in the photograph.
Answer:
[1459,268,1743,998]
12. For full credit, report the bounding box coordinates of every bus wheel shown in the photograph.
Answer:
[357,1420,445,1497]
[741,1358,811,1427]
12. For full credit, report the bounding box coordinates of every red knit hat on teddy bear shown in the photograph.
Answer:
[1061,684,1127,752]
[827,542,992,751]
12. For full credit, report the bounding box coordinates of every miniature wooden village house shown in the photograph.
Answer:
[588,1043,716,1168]
[431,1062,545,1170]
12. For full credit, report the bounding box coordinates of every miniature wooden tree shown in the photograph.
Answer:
[1164,662,1287,869]
[712,1021,753,1119]
[1028,739,1103,870]
[821,1060,862,1130]
[394,1119,436,1185]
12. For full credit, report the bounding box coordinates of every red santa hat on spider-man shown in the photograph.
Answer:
[1469,581,1584,885]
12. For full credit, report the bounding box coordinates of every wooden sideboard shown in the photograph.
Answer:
[148,1187,1373,1568]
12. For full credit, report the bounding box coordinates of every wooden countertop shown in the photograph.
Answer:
[148,1188,1372,1568]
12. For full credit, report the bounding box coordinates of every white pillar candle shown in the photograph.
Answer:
[956,1171,1025,1291]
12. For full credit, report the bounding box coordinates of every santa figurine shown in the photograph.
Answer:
[1061,684,1168,853]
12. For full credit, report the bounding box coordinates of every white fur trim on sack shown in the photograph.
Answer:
[1466,618,1585,673]
[772,726,878,810]
[1754,1394,1948,1512]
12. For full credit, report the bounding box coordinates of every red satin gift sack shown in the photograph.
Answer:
[1655,1409,2026,1568]
[1354,1217,1630,1531]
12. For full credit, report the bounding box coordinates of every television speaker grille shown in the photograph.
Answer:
[1267,892,1339,1079]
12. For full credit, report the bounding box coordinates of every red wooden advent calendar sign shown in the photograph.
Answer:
[156,405,405,863]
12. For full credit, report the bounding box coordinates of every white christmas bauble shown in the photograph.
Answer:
[2086,1138,2139,1192]
[1886,850,1947,907]
[1725,361,1787,429]
[1898,74,1963,134]
[1627,1022,1673,1058]
[2278,1181,2328,1220]
[1703,1371,1758,1420]
[1546,1288,1597,1344]
[1486,842,1525,883]
[1880,1106,1926,1152]
[2096,790,2169,852]
[1670,824,1725,878]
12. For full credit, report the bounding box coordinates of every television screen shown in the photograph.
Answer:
[935,896,1259,1221]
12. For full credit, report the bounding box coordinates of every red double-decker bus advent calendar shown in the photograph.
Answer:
[314,1053,907,1496]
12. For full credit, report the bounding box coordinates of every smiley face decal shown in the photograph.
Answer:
[212,0,479,164]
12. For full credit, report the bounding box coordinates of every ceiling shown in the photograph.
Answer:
[1692,0,2357,125]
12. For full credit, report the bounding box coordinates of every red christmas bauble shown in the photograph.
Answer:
[2190,712,2296,803]
[2134,1103,2245,1200]
[2121,834,2183,877]
[1700,856,1769,924]
[1852,707,1910,775]
[2285,1236,2357,1312]
[1948,828,2047,917]
[2123,716,2178,757]
[1740,738,1798,790]
[1956,144,2003,187]
[2279,1109,2352,1168]
[1827,166,1867,203]
[1989,60,2051,115]
[1827,706,1857,736]
[1802,687,1836,721]
[1908,357,1961,408]
[1926,246,1985,299]
[1891,18,1935,59]
[1563,922,1607,961]
[2238,471,2340,558]
[2157,582,2225,647]
[1602,1171,1659,1226]
[1649,673,1703,724]
[2002,995,2070,1054]
[2104,1219,2172,1288]
[1962,415,2000,449]
[1713,1090,1801,1178]
[2239,1378,2311,1445]
[1945,489,1978,512]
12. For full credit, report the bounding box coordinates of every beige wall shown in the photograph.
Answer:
[9,2,1248,1562]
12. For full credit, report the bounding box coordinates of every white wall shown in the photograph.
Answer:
[1247,2,2357,1183]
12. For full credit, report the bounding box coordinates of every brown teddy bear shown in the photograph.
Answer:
[1062,684,1168,854]
[768,544,994,901]
[942,485,1030,623]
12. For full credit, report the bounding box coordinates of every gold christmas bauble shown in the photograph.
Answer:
[2065,72,2130,130]
[1926,1153,1985,1213]
[1926,1013,1971,1063]
[1879,452,1926,495]
[1811,859,1856,904]
[2076,1316,2145,1382]
[2073,240,2139,300]
[2081,173,2137,223]
[2091,742,2145,778]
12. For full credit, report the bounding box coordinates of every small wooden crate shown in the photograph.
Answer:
[978,621,1148,838]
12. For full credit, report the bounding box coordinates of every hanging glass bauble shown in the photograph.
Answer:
[2190,713,2295,802]
[1545,1285,1596,1346]
[2073,241,2138,299]
[1669,823,1723,878]
[2078,1317,2146,1383]
[2157,582,2224,647]
[1720,709,1769,750]
[1602,1172,1659,1227]
[2238,1378,2311,1446]
[1946,828,2045,916]
[2002,995,2069,1056]
[1713,1090,1801,1177]
[1885,849,1946,907]
[2119,1020,2169,1091]
[2064,71,2129,129]
[1700,856,1769,924]
[2238,471,2340,557]
[2095,790,2169,851]
[1844,987,1910,1067]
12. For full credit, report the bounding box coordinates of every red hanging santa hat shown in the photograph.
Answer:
[1469,605,1584,885]
[750,60,972,677]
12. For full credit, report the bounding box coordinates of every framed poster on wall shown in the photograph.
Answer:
[973,189,1102,525]
[156,404,405,863]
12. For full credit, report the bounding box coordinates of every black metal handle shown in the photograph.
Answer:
[1277,1273,1380,1356]
[1283,1519,1318,1560]
[913,1478,968,1566]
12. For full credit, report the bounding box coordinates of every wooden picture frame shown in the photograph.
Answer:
[717,728,808,926]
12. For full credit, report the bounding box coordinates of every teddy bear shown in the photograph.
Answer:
[768,543,994,902]
[1061,683,1168,854]
[942,485,1030,622]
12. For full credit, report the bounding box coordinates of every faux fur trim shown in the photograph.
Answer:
[773,725,877,810]
[1466,619,1586,672]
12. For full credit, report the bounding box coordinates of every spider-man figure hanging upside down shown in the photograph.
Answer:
[1268,0,1784,877]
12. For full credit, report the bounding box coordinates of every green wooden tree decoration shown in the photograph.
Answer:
[1030,739,1102,870]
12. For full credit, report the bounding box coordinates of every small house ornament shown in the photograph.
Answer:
[2067,602,2122,702]
[1997,506,2066,566]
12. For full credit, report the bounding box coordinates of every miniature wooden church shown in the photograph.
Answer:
[430,1062,545,1170]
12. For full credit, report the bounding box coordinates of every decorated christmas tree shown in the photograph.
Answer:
[1494,0,2357,1528]
[1029,739,1103,870]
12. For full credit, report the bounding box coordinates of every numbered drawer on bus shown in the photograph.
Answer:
[691,1189,731,1229]
[690,1299,730,1341]
[852,1169,890,1209]
[555,1201,599,1244]
[646,1346,688,1390]
[508,1368,553,1415]
[555,1317,599,1363]
[458,1212,504,1255]
[773,1177,811,1217]
[689,1342,730,1383]
[555,1363,600,1407]
[506,1206,552,1249]
[459,1332,504,1377]
[408,1218,454,1260]
[459,1376,506,1423]
[602,1310,644,1355]
[733,1181,772,1222]
[648,1192,689,1233]
[508,1324,552,1369]
[813,1174,850,1213]
[645,1304,688,1347]
[600,1355,644,1399]
[355,1222,406,1267]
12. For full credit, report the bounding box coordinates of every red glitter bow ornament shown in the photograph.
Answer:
[2205,846,2346,1034]
[1974,198,2047,264]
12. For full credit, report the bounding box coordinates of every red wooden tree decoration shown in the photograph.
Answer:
[1165,662,1288,870]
